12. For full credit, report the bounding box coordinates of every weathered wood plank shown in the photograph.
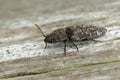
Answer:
[0,0,120,80]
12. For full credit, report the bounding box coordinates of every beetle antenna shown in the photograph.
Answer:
[35,24,46,37]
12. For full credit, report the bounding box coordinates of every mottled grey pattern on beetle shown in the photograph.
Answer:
[65,24,107,41]
[35,24,107,56]
[44,29,68,43]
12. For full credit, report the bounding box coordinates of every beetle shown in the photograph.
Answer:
[35,24,107,56]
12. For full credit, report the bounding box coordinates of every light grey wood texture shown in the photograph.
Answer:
[0,0,120,80]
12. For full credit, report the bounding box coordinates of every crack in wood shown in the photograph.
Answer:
[1,60,120,79]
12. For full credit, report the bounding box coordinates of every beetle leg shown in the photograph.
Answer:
[70,41,79,52]
[44,42,47,49]
[64,41,67,56]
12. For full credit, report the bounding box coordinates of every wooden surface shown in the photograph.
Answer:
[0,0,120,80]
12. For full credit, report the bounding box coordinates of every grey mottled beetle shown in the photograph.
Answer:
[35,24,107,56]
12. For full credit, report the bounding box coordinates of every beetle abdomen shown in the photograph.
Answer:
[66,24,107,41]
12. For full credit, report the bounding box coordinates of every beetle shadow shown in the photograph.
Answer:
[52,40,97,49]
